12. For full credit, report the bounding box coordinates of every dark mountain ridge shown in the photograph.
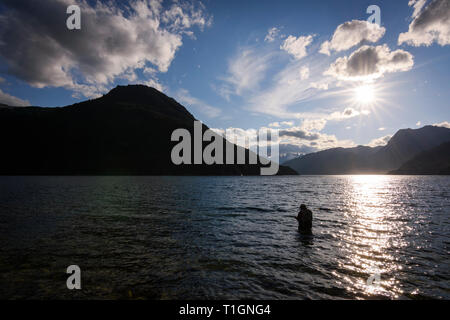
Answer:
[389,141,450,175]
[0,85,296,175]
[284,125,450,174]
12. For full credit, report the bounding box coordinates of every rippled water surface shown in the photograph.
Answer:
[0,176,449,299]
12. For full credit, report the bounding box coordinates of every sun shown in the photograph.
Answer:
[354,84,375,105]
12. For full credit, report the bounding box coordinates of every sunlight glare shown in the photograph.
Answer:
[354,85,375,105]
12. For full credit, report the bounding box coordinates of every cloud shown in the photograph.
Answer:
[280,35,314,60]
[319,20,386,55]
[162,1,212,32]
[310,81,329,90]
[0,89,30,106]
[266,107,366,152]
[325,45,414,81]
[368,134,392,147]
[378,127,386,131]
[299,66,310,80]
[416,121,422,126]
[288,108,368,134]
[433,121,450,128]
[245,59,336,118]
[280,128,355,151]
[219,37,336,120]
[328,107,370,120]
[213,125,355,156]
[269,121,294,128]
[300,118,327,131]
[409,0,428,18]
[398,0,450,46]
[141,78,165,93]
[219,48,274,99]
[265,27,281,42]
[176,89,221,118]
[0,0,210,98]
[279,127,320,141]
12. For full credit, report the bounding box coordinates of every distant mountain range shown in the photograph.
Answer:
[0,85,296,175]
[284,125,450,175]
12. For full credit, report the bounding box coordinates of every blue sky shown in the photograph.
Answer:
[0,0,449,154]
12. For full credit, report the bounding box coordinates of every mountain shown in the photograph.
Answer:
[0,85,296,175]
[389,141,450,175]
[284,125,450,174]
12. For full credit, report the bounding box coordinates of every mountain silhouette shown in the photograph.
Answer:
[389,141,450,175]
[284,125,450,174]
[0,85,296,175]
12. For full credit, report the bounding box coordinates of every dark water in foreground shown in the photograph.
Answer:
[0,176,449,300]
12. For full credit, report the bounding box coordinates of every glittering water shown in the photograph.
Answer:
[0,176,449,299]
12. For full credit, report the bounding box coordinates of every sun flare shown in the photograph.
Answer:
[354,85,375,105]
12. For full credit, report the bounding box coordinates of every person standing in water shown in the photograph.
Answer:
[296,204,313,234]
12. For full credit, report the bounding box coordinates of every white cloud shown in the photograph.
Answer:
[268,122,280,128]
[265,27,281,42]
[399,0,450,46]
[299,66,310,80]
[310,81,329,90]
[244,59,336,118]
[162,1,212,32]
[269,121,294,128]
[279,127,320,141]
[368,135,392,147]
[416,121,422,126]
[279,127,356,151]
[280,35,314,60]
[378,127,386,131]
[300,119,327,131]
[176,89,221,118]
[281,121,294,127]
[319,20,385,55]
[0,0,210,98]
[325,44,414,81]
[213,125,355,155]
[219,48,273,99]
[409,0,428,18]
[283,108,368,134]
[141,78,165,93]
[328,107,369,121]
[0,89,30,106]
[433,121,450,128]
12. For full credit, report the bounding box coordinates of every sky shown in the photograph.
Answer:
[0,0,449,156]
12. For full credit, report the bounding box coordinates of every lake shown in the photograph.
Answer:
[0,175,448,299]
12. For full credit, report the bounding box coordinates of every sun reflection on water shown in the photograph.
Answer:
[338,175,405,298]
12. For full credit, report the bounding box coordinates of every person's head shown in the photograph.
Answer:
[300,204,307,210]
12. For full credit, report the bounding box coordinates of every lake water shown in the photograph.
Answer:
[0,176,449,299]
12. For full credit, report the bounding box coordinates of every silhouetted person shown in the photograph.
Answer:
[296,204,313,234]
